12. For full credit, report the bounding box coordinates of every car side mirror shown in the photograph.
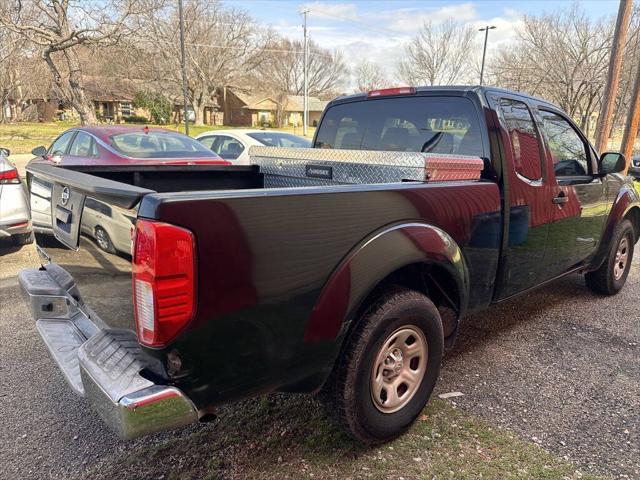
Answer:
[0,147,9,157]
[31,146,47,158]
[599,152,626,175]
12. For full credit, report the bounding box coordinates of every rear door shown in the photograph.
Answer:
[489,94,556,299]
[535,107,608,273]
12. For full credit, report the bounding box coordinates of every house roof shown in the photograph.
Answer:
[83,76,138,102]
[283,95,328,112]
[229,88,328,112]
[83,76,218,108]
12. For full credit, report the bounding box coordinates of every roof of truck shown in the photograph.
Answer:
[332,85,559,110]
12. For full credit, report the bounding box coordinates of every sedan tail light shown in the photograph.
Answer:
[133,219,196,347]
[0,167,19,184]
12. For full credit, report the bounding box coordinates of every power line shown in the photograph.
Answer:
[305,7,398,35]
[136,38,333,59]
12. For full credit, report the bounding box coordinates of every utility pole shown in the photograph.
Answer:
[178,0,190,135]
[620,60,640,174]
[478,25,496,86]
[301,8,309,136]
[595,0,632,153]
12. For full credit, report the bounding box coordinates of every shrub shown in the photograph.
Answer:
[133,91,172,125]
[123,115,148,124]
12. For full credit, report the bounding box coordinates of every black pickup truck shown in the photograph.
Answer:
[21,86,639,444]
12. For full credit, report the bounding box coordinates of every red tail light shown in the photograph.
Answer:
[0,167,19,184]
[133,219,196,347]
[368,87,416,98]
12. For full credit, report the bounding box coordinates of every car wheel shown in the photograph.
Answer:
[321,287,444,444]
[95,226,116,254]
[11,232,33,246]
[585,219,635,295]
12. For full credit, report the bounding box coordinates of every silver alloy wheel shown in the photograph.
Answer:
[370,325,428,414]
[95,228,110,251]
[613,236,629,280]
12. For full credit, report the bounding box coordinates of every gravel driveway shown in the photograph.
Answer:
[0,239,637,479]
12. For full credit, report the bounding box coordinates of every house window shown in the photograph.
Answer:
[121,102,132,116]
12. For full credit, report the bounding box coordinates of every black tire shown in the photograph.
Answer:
[585,219,635,295]
[94,226,116,254]
[321,287,444,444]
[11,232,33,246]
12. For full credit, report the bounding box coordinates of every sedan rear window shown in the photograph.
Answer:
[314,96,484,157]
[247,132,311,148]
[110,132,219,159]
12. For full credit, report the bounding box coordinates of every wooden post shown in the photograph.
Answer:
[595,0,633,153]
[621,60,640,174]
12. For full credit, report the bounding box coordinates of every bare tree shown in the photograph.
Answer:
[353,59,388,92]
[139,0,270,125]
[491,5,611,133]
[0,0,153,124]
[253,37,347,99]
[397,19,476,86]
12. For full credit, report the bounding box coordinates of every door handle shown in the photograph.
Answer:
[552,192,568,204]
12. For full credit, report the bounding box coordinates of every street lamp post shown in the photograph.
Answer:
[478,25,496,86]
[300,9,310,137]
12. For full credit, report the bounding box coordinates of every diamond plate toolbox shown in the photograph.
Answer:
[250,146,484,187]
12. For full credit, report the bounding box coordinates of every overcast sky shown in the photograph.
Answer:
[225,0,621,89]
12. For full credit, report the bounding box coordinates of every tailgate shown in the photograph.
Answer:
[25,162,154,333]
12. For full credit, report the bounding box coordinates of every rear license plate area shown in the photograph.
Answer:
[51,183,85,250]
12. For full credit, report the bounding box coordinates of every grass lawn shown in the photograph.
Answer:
[83,395,604,480]
[0,122,316,154]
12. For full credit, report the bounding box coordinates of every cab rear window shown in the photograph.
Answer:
[314,96,484,157]
[110,132,218,159]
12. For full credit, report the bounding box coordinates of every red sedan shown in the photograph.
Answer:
[29,126,231,166]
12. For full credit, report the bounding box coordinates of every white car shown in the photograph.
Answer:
[195,129,311,164]
[0,148,32,246]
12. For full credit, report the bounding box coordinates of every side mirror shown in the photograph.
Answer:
[599,152,626,175]
[0,147,9,157]
[31,146,47,158]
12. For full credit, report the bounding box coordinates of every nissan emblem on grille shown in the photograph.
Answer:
[60,186,70,206]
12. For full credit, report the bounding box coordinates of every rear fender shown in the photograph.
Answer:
[303,222,469,343]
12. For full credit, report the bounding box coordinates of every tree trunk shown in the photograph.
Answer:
[194,105,204,125]
[42,48,97,125]
[64,50,97,125]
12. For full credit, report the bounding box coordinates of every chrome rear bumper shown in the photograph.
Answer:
[19,264,198,440]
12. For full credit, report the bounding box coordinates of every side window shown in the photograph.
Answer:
[212,136,244,160]
[198,136,216,150]
[49,131,75,155]
[68,132,98,157]
[538,110,590,177]
[497,98,543,181]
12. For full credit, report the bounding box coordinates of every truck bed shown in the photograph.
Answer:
[25,158,501,416]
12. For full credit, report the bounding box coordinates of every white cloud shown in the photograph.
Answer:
[301,2,358,19]
[381,2,479,32]
[263,2,527,92]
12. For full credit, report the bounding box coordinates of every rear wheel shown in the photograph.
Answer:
[94,226,116,254]
[585,219,634,295]
[321,287,444,444]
